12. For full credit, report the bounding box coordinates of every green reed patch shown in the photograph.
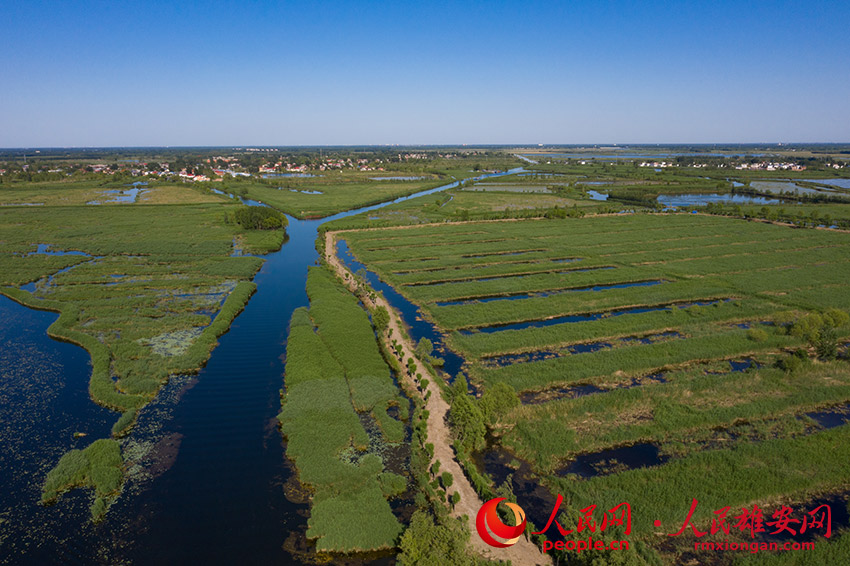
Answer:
[41,438,123,522]
[279,266,408,552]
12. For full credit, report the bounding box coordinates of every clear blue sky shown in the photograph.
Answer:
[2,0,848,146]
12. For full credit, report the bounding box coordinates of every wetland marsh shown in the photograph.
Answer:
[3,146,850,565]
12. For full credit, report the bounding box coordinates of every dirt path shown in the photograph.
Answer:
[324,231,549,566]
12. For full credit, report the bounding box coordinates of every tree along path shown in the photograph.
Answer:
[324,230,550,566]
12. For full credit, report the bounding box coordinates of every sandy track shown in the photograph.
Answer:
[324,230,550,565]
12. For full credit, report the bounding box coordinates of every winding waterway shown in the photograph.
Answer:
[0,169,522,565]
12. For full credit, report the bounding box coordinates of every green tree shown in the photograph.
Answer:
[415,337,433,359]
[440,471,454,489]
[450,392,486,453]
[372,306,390,334]
[477,382,520,424]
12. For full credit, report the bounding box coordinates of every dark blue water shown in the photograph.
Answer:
[559,443,668,478]
[807,403,850,430]
[434,279,665,307]
[519,372,667,406]
[0,295,114,563]
[705,358,761,375]
[1,169,524,564]
[519,383,606,405]
[459,299,727,335]
[483,331,683,367]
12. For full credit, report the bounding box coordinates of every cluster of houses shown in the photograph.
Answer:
[734,162,807,171]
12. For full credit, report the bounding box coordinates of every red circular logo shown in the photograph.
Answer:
[476,497,527,548]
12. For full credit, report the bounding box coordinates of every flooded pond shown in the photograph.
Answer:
[87,186,146,205]
[657,193,780,208]
[805,178,850,190]
[519,372,668,405]
[472,443,561,538]
[461,298,727,335]
[558,442,668,478]
[750,180,831,196]
[586,190,609,201]
[27,244,91,257]
[483,331,683,367]
[0,294,115,563]
[807,402,850,430]
[434,279,666,307]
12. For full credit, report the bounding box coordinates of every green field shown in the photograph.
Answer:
[340,211,850,563]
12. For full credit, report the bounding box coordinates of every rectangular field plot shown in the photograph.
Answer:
[343,214,850,387]
[342,212,850,561]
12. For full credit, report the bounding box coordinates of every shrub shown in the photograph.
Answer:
[747,327,768,343]
[397,511,473,566]
[815,326,839,360]
[477,381,520,424]
[778,355,803,374]
[440,472,454,489]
